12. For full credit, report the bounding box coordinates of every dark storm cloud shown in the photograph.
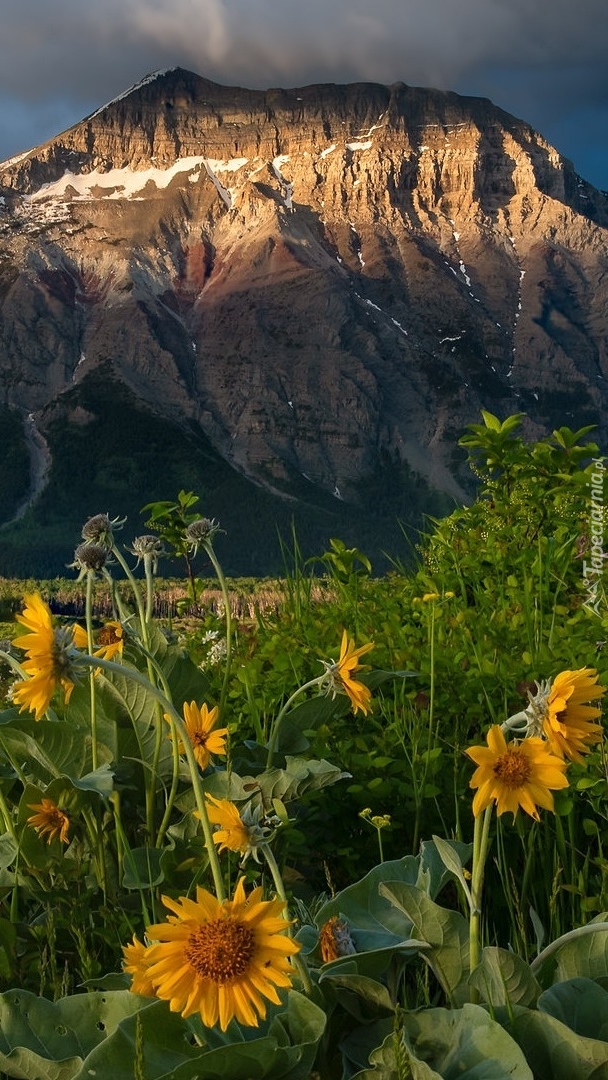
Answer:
[1,0,607,186]
[3,0,607,92]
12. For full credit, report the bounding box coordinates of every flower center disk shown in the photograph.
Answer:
[184,918,255,983]
[493,750,531,789]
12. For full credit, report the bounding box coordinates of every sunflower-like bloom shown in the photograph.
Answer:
[543,668,605,762]
[12,594,79,720]
[141,878,301,1031]
[27,798,70,844]
[73,620,124,661]
[206,796,251,854]
[204,795,276,861]
[121,935,157,997]
[167,702,228,770]
[466,725,569,820]
[321,630,373,715]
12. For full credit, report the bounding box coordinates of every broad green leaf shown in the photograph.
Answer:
[70,763,114,796]
[96,670,173,780]
[0,833,18,870]
[75,991,325,1080]
[65,679,119,760]
[531,921,608,988]
[417,838,473,898]
[0,987,324,1080]
[0,989,148,1079]
[508,1007,608,1079]
[379,882,470,1005]
[143,623,213,712]
[481,409,503,432]
[351,1028,441,1079]
[274,694,351,754]
[316,942,429,984]
[431,835,472,907]
[309,840,472,950]
[274,672,417,754]
[400,1003,533,1078]
[121,845,165,890]
[318,968,405,1020]
[363,669,418,689]
[310,858,425,945]
[0,720,112,784]
[469,947,540,1009]
[319,970,394,1012]
[203,758,349,807]
[538,978,608,1041]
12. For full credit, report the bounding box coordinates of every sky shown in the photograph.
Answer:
[1,0,607,191]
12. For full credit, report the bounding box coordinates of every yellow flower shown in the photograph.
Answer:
[26,798,70,844]
[205,795,251,854]
[201,796,278,863]
[167,702,228,770]
[12,594,77,720]
[143,878,301,1031]
[543,668,605,762]
[73,620,124,661]
[322,630,373,715]
[121,935,157,997]
[466,725,569,821]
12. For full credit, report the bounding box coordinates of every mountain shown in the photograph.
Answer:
[0,68,606,575]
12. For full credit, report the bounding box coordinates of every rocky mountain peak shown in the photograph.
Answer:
[0,69,606,571]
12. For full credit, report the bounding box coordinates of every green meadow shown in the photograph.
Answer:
[0,411,606,1079]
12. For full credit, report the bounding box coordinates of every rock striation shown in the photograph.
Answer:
[0,66,607,519]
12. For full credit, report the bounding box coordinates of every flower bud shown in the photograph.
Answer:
[127,534,165,572]
[81,513,125,547]
[71,542,108,573]
[185,518,220,550]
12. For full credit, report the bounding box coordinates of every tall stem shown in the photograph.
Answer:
[262,843,312,995]
[144,554,155,624]
[112,544,165,839]
[85,572,99,772]
[78,655,225,901]
[265,675,326,769]
[204,544,233,720]
[469,804,493,982]
[155,716,181,848]
[111,545,150,652]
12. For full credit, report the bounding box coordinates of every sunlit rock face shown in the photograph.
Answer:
[0,67,606,505]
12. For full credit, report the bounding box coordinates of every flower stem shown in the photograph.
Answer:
[85,571,99,772]
[469,804,493,986]
[78,655,226,901]
[262,843,312,995]
[155,714,181,848]
[204,544,233,721]
[112,545,150,651]
[144,554,155,624]
[112,544,166,840]
[265,676,326,769]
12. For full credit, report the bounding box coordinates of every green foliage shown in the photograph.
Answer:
[0,989,325,1079]
[0,409,606,1077]
[142,489,202,601]
[298,849,608,1078]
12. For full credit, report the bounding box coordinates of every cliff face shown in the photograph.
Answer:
[1,67,607,512]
